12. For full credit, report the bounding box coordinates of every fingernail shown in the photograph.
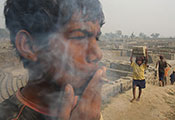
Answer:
[65,84,71,93]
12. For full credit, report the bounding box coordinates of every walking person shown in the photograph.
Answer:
[130,49,148,102]
[155,55,171,87]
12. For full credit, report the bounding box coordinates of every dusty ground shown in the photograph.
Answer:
[102,84,175,120]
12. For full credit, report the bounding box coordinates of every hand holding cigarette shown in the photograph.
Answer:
[57,67,106,120]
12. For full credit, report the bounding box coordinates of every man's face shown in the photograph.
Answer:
[40,13,103,94]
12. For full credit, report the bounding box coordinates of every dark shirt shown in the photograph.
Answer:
[158,60,167,73]
[0,93,58,120]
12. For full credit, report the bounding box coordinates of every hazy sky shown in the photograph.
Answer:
[0,0,175,37]
[100,0,175,37]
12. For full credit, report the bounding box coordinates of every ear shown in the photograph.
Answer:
[15,30,37,62]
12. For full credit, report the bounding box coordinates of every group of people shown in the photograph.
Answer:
[130,50,175,102]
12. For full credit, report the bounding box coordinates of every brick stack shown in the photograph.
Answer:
[132,46,146,57]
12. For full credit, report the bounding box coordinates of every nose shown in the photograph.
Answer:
[86,39,103,64]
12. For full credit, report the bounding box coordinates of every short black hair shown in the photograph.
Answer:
[4,0,104,42]
[159,55,164,60]
[4,0,104,68]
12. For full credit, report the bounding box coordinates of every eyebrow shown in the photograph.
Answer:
[70,29,94,37]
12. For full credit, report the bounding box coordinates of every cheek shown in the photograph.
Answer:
[68,42,88,64]
[49,39,66,56]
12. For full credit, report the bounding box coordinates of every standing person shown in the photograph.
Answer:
[0,0,106,120]
[130,49,148,102]
[156,55,171,87]
[170,70,175,85]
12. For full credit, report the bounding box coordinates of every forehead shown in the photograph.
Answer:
[136,57,142,61]
[64,13,101,34]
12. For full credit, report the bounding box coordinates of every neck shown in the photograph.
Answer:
[21,78,64,109]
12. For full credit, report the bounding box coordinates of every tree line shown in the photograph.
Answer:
[102,30,161,39]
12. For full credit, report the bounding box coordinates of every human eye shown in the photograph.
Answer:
[68,31,87,40]
[68,29,94,40]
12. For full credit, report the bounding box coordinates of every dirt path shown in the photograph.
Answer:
[102,84,175,120]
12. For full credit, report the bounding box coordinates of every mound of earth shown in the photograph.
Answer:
[102,84,175,120]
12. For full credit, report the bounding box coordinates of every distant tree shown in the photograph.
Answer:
[150,33,160,38]
[169,37,173,39]
[123,35,129,39]
[130,32,136,39]
[115,30,122,38]
[139,32,145,38]
[104,32,116,41]
[139,32,148,39]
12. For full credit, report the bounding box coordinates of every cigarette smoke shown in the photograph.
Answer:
[3,0,105,119]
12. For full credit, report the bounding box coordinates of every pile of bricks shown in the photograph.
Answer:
[132,46,146,57]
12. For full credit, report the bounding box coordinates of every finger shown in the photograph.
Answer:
[72,96,78,109]
[58,84,75,120]
[86,67,106,103]
[101,66,106,78]
[87,68,103,88]
[91,68,106,110]
[101,67,108,83]
[81,68,104,101]
[69,68,105,120]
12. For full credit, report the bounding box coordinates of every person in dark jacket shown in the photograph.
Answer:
[0,0,106,119]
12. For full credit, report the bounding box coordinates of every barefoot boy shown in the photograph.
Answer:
[130,49,148,102]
